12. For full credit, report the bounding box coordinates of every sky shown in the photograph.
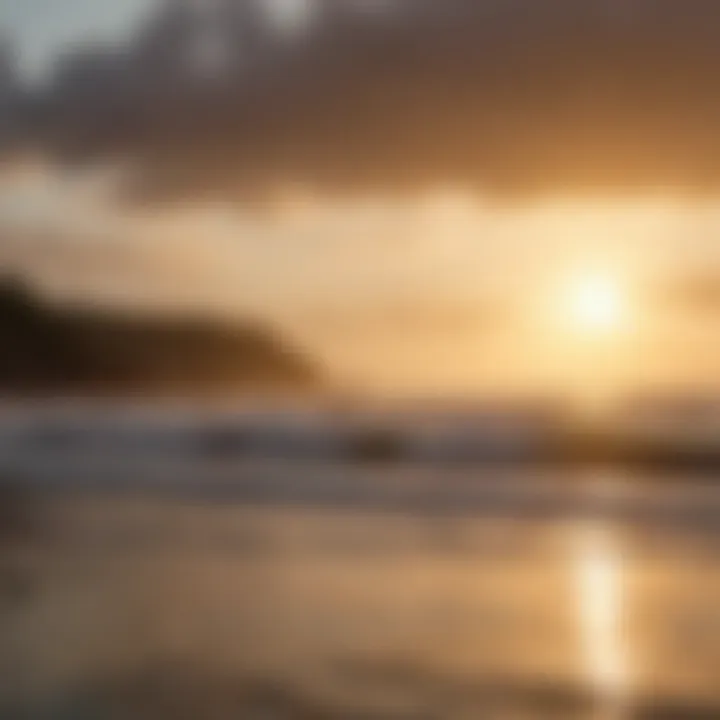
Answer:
[0,0,156,80]
[1,0,719,395]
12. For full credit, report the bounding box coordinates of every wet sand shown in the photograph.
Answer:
[0,463,718,718]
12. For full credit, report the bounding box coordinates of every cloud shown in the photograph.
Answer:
[292,299,501,338]
[7,0,720,202]
[665,272,720,315]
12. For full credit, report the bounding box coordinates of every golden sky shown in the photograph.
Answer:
[1,163,719,394]
[2,1,720,394]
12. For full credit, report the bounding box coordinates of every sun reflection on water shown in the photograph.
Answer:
[573,517,630,718]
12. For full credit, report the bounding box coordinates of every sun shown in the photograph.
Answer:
[544,270,634,411]
[564,273,627,334]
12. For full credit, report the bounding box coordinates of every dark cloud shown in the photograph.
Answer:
[10,0,720,202]
[0,38,29,153]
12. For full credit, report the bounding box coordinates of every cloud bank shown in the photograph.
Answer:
[3,0,720,203]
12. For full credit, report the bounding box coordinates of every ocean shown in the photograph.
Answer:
[0,403,718,718]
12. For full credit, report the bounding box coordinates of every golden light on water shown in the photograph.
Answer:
[573,518,630,717]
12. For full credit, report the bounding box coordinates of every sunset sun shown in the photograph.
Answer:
[565,273,628,335]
